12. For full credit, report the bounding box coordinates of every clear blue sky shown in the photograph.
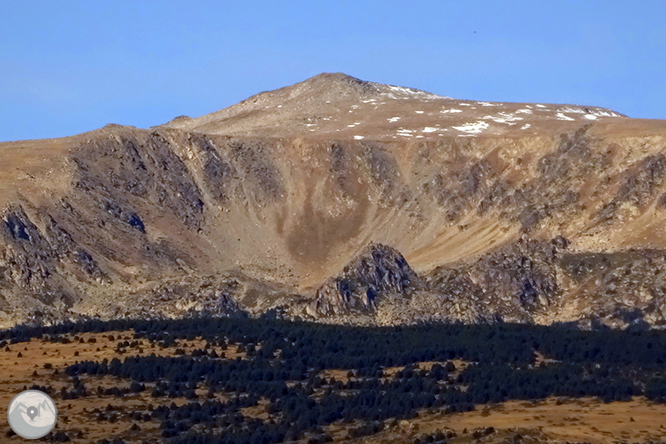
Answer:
[1,1,665,142]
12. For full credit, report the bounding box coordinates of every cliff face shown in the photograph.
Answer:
[1,73,666,328]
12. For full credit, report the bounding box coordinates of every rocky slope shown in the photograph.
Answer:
[1,73,666,328]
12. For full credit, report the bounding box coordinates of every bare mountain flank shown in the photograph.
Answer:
[1,73,666,328]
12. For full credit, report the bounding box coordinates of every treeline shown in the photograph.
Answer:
[5,316,666,443]
[6,316,666,367]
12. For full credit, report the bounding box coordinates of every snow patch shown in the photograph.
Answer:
[583,114,598,120]
[555,106,619,118]
[440,109,462,114]
[589,109,622,118]
[558,106,586,114]
[387,117,401,123]
[378,84,448,100]
[521,124,531,130]
[482,112,523,124]
[452,121,489,134]
[536,104,547,108]
[354,135,364,140]
[556,113,575,121]
[516,109,533,114]
[415,110,424,114]
[477,101,497,107]
[422,127,438,133]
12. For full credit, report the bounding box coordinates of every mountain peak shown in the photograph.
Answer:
[301,72,367,86]
[270,72,380,101]
[296,72,445,101]
[163,73,624,140]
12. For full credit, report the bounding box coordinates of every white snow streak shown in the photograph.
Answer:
[482,112,523,124]
[378,84,448,100]
[556,113,575,121]
[558,106,586,114]
[452,121,489,134]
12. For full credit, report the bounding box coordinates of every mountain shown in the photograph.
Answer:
[1,73,666,328]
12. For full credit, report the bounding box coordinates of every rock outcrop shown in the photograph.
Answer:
[310,243,420,315]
